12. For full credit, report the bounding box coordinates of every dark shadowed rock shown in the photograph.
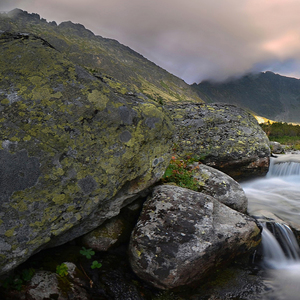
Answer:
[81,216,126,252]
[166,103,270,180]
[81,200,143,251]
[26,264,90,300]
[129,185,261,289]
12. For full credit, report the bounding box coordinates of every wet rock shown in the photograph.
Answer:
[270,141,285,154]
[129,185,261,289]
[166,103,270,180]
[193,164,248,213]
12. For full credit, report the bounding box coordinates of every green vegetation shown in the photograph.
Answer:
[80,247,102,270]
[91,260,102,269]
[260,121,300,149]
[1,268,35,291]
[260,121,300,137]
[56,263,69,277]
[161,155,201,191]
[80,247,95,259]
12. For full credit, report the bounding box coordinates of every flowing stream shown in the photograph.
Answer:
[242,154,300,299]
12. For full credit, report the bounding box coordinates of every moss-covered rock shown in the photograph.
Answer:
[0,32,173,274]
[166,103,270,180]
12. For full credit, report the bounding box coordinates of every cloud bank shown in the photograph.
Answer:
[2,0,300,83]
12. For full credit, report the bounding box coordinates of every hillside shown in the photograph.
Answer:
[192,71,300,123]
[0,9,202,104]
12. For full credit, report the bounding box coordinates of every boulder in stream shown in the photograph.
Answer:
[193,164,248,213]
[166,103,270,180]
[129,185,261,289]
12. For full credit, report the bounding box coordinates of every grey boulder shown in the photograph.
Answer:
[194,164,248,213]
[129,185,261,289]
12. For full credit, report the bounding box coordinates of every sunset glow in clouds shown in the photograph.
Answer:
[1,0,300,83]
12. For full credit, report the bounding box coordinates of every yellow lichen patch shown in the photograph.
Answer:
[10,199,28,212]
[31,86,53,101]
[27,236,51,245]
[52,194,66,205]
[66,205,75,212]
[136,248,143,257]
[51,223,74,237]
[107,79,128,94]
[10,136,20,142]
[5,226,18,238]
[87,90,109,110]
[1,98,9,105]
[28,75,44,86]
[23,135,32,142]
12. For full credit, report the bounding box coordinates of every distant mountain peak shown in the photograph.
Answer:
[193,72,300,123]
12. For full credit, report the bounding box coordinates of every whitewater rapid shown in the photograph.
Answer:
[242,154,300,227]
[242,154,300,299]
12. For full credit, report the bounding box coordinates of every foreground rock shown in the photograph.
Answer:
[0,32,173,274]
[129,185,261,290]
[193,164,248,213]
[166,103,270,180]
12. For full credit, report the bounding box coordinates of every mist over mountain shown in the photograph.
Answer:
[192,71,300,123]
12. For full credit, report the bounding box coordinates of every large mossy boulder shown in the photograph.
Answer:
[129,185,261,290]
[166,103,270,180]
[0,32,173,274]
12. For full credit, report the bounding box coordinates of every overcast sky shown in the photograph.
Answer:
[1,0,300,84]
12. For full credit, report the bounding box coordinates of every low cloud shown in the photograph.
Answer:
[2,0,300,83]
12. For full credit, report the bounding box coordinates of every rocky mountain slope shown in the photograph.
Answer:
[0,9,202,105]
[193,71,300,123]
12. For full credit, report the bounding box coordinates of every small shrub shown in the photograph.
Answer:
[161,155,201,191]
[80,247,95,259]
[56,263,68,277]
[1,267,35,291]
[21,268,35,282]
[91,260,102,269]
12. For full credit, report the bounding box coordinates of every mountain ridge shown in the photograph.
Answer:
[192,71,300,123]
[0,8,203,105]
